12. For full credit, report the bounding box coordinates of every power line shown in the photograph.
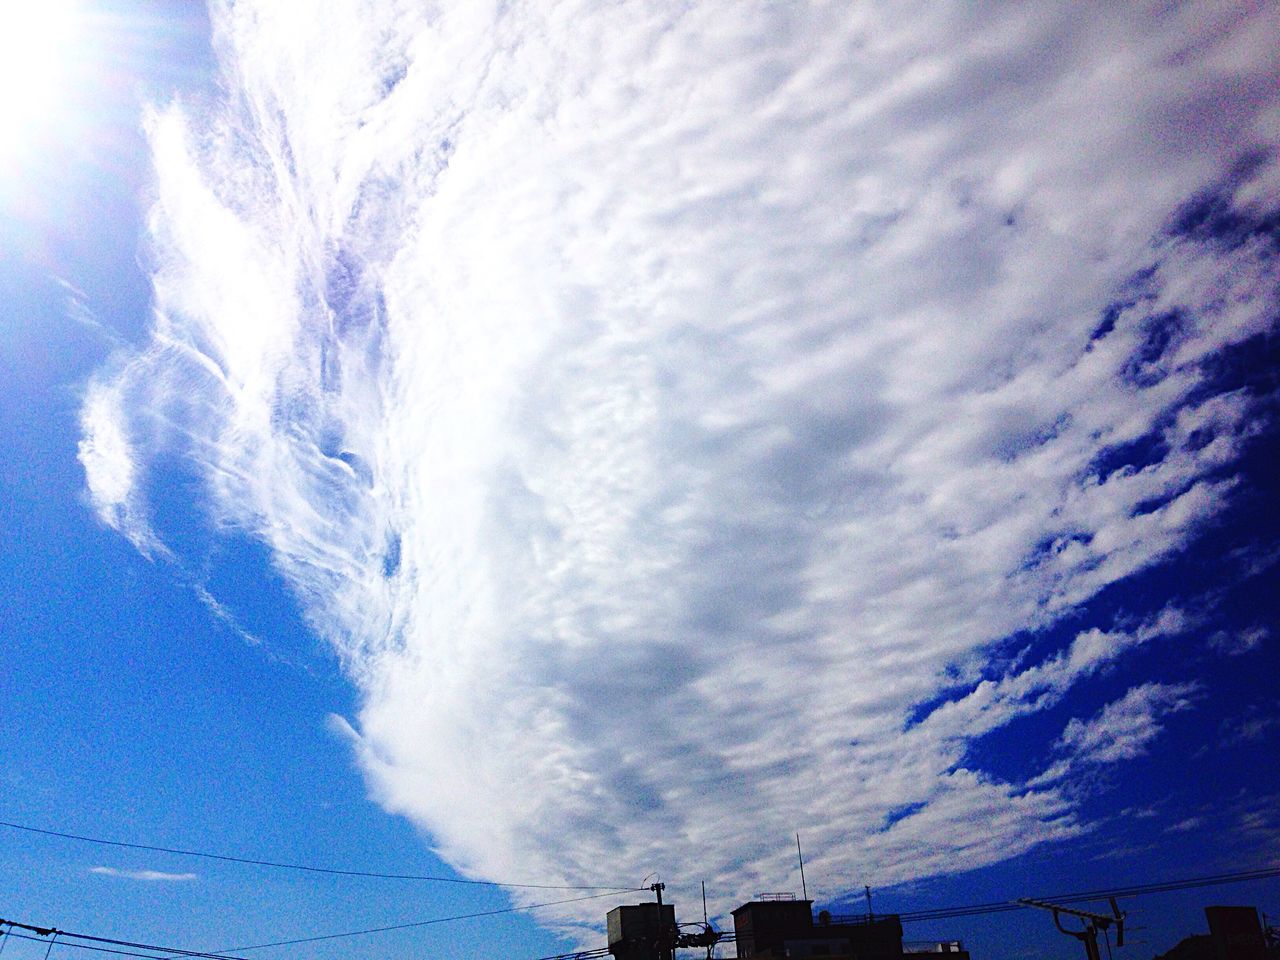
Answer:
[213,889,633,951]
[1,932,169,960]
[0,819,638,892]
[44,931,242,960]
[530,948,611,960]
[893,866,1280,923]
[1,890,636,960]
[0,923,246,960]
[526,866,1280,960]
[10,865,1277,960]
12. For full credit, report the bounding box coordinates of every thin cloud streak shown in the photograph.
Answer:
[81,0,1280,936]
[1030,681,1202,786]
[90,866,198,882]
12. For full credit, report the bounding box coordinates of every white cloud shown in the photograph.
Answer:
[1208,625,1269,655]
[77,370,169,560]
[909,609,1188,748]
[1217,708,1280,747]
[58,278,126,349]
[1234,792,1280,860]
[90,866,198,882]
[82,0,1280,936]
[1039,681,1200,779]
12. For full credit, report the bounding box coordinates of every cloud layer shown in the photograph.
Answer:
[81,0,1280,935]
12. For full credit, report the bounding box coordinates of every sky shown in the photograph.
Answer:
[2,2,1279,960]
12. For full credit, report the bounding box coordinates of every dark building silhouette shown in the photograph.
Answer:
[728,895,968,960]
[732,898,819,958]
[732,897,910,960]
[609,903,678,960]
[1155,906,1275,960]
[606,893,968,960]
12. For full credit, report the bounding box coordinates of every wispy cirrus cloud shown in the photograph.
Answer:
[90,866,198,882]
[1208,625,1269,656]
[1031,681,1201,786]
[1216,708,1280,748]
[79,366,168,560]
[80,0,1280,936]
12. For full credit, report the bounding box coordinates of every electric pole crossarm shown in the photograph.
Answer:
[1019,897,1124,960]
[1018,898,1121,927]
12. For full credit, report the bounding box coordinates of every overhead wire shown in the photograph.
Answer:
[0,922,247,960]
[892,866,1280,923]
[0,890,638,960]
[528,865,1280,960]
[1,932,176,960]
[7,864,1277,960]
[212,889,634,952]
[43,931,243,960]
[530,948,612,960]
[0,820,638,892]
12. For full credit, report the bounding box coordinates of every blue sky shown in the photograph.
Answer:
[2,3,1279,960]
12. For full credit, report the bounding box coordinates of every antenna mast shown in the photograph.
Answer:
[1020,897,1125,960]
[796,834,808,901]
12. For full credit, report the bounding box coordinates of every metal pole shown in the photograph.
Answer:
[652,882,670,960]
[796,835,808,902]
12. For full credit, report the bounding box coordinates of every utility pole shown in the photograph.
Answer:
[702,882,716,960]
[1020,897,1125,960]
[652,882,672,960]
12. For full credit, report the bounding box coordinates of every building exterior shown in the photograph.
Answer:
[605,894,969,960]
[1154,906,1275,960]
[608,903,678,960]
[732,898,911,960]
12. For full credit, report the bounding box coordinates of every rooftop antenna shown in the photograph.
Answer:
[683,882,721,960]
[796,834,808,901]
[1020,896,1125,960]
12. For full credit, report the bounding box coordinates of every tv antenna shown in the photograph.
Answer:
[1020,897,1125,960]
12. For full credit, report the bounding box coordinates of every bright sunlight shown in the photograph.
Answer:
[0,1,83,152]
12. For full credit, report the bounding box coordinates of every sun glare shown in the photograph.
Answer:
[0,1,83,150]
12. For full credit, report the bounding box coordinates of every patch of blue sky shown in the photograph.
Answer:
[6,5,1280,960]
[961,437,1280,791]
[0,5,563,958]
